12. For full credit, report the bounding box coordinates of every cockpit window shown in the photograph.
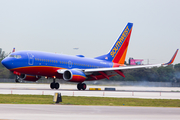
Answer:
[9,55,21,59]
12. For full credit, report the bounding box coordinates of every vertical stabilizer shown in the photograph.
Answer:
[95,23,133,65]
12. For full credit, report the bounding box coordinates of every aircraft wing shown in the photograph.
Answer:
[84,49,179,73]
[84,63,162,73]
[57,49,178,80]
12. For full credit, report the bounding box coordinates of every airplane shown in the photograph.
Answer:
[1,22,179,90]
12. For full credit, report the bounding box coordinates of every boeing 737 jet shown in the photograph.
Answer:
[1,23,178,90]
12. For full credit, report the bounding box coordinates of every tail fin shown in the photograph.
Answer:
[95,22,133,65]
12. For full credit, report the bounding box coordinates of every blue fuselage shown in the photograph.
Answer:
[2,51,115,78]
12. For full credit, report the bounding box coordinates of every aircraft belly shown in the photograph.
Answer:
[12,66,62,77]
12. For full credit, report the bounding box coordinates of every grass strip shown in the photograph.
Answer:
[0,94,180,107]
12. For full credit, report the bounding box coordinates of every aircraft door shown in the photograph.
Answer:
[27,53,34,65]
[68,61,72,68]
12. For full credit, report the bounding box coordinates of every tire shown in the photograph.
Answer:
[81,83,86,90]
[50,83,55,89]
[15,79,20,83]
[77,83,82,90]
[55,82,60,89]
[15,76,20,83]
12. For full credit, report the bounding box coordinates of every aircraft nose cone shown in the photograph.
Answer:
[1,58,7,67]
[1,58,11,69]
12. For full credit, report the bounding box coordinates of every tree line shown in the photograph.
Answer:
[110,64,180,83]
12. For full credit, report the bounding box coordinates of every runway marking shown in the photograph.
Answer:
[89,88,101,90]
[1,84,180,99]
[29,88,37,90]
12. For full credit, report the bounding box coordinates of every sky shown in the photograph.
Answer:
[0,0,180,64]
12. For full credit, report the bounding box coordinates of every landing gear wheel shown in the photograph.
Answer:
[82,83,86,90]
[77,83,87,90]
[15,76,21,83]
[55,82,60,89]
[50,83,55,89]
[15,79,20,83]
[77,83,82,90]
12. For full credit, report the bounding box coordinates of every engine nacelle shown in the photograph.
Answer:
[20,74,41,81]
[13,71,41,81]
[19,74,41,81]
[63,69,86,82]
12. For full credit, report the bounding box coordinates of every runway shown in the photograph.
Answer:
[1,83,180,120]
[0,104,180,120]
[0,83,180,99]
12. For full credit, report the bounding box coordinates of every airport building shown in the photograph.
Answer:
[129,57,143,65]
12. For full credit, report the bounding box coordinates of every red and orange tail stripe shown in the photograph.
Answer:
[94,22,133,65]
[112,28,132,64]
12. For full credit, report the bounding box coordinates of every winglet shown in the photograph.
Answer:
[163,49,179,65]
[12,48,15,53]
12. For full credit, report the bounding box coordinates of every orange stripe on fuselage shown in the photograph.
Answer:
[10,66,64,77]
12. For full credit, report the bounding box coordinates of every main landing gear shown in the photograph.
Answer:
[77,83,87,90]
[50,78,60,89]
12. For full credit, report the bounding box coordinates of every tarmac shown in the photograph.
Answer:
[0,104,180,120]
[0,83,180,120]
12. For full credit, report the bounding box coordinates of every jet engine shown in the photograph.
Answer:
[13,71,41,81]
[63,69,86,82]
[19,74,41,81]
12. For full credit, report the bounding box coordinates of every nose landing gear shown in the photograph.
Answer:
[15,76,22,83]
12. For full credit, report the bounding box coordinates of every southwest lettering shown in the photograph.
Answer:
[110,25,130,57]
[110,51,114,57]
[115,42,120,48]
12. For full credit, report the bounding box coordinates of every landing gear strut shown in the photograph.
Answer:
[77,83,86,90]
[50,79,60,89]
[15,76,22,83]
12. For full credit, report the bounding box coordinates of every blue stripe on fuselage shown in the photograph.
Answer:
[4,51,114,71]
